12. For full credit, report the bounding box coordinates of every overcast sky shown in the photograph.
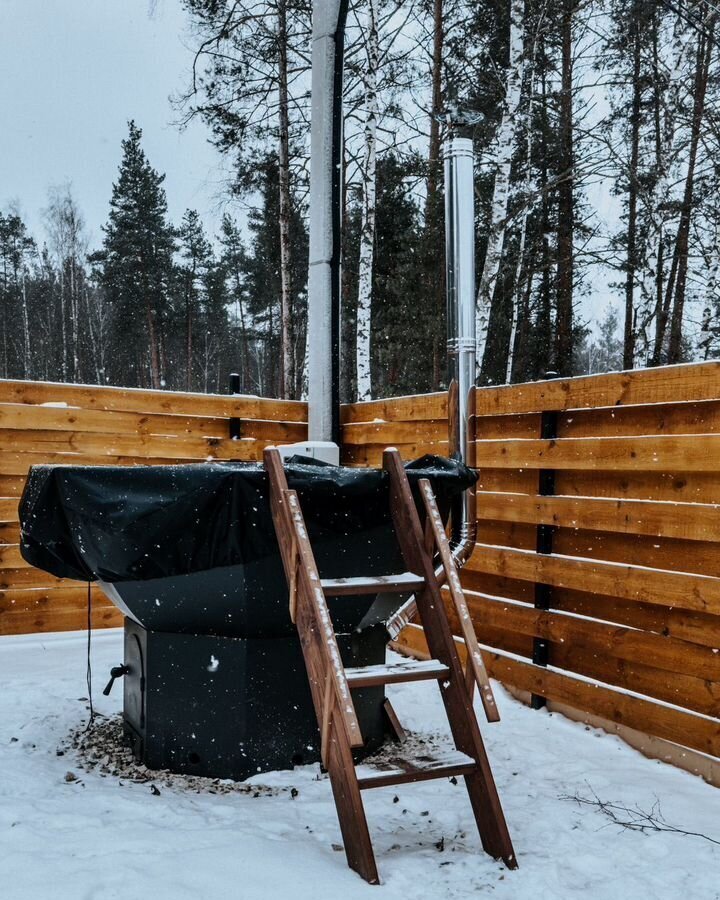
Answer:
[1,0,615,332]
[1,0,226,249]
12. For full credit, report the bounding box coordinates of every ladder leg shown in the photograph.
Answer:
[460,735,517,867]
[425,593,517,868]
[325,717,379,884]
[382,449,517,868]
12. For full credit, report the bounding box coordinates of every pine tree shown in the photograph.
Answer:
[244,156,308,398]
[176,209,213,391]
[180,0,312,398]
[94,121,175,388]
[0,212,36,379]
[370,154,428,396]
[219,214,252,392]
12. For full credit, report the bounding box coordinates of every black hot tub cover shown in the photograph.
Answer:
[19,455,476,585]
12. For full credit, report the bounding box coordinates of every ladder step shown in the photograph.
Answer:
[356,750,477,790]
[320,572,425,596]
[345,658,450,688]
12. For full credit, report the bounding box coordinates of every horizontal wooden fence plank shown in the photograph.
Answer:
[483,468,720,505]
[476,491,720,542]
[486,652,720,758]
[0,603,121,635]
[475,362,720,416]
[0,569,78,589]
[475,414,542,439]
[0,402,306,442]
[463,592,720,683]
[475,434,720,472]
[553,529,720,577]
[0,450,267,477]
[394,623,720,758]
[341,441,447,467]
[0,585,105,614]
[0,522,19,544]
[466,543,720,614]
[0,429,278,463]
[462,564,720,649]
[0,499,19,520]
[475,517,720,578]
[557,399,720,438]
[341,419,448,445]
[340,392,447,424]
[0,379,308,422]
[554,470,720,504]
[547,588,720,649]
[0,546,28,570]
[549,641,720,719]
[442,590,720,717]
[0,476,26,497]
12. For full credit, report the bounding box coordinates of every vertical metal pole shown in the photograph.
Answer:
[229,371,241,440]
[530,370,559,709]
[307,0,347,444]
[387,133,479,640]
[444,136,477,563]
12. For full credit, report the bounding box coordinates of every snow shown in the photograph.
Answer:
[1,629,718,900]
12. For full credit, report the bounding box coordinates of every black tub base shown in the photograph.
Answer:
[120,619,389,781]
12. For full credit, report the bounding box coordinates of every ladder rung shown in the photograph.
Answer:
[320,572,425,596]
[345,658,450,688]
[356,750,476,790]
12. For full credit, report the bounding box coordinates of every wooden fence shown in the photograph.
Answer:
[0,379,307,635]
[4,364,720,776]
[372,362,720,777]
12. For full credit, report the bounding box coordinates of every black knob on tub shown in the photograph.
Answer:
[103,664,131,696]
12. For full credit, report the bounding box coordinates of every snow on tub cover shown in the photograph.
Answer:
[19,455,476,639]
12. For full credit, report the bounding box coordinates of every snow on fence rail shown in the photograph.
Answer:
[343,362,720,772]
[0,378,307,635]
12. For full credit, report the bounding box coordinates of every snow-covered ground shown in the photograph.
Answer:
[1,629,718,900]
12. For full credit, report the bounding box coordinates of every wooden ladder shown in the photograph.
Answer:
[264,446,517,884]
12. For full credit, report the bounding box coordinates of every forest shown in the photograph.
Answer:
[2,0,719,400]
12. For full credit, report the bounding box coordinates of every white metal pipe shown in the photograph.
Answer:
[386,135,477,640]
[307,0,346,443]
[444,136,478,563]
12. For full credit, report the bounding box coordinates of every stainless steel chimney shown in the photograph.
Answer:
[444,135,477,564]
[386,134,477,640]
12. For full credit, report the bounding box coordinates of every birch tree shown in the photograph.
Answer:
[476,0,525,376]
[44,185,88,382]
[355,0,380,401]
[180,0,312,399]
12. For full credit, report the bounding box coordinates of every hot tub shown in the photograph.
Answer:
[20,455,476,780]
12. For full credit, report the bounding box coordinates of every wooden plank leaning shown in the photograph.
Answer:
[418,478,500,723]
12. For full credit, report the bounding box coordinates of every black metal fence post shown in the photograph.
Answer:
[228,372,242,440]
[531,371,559,709]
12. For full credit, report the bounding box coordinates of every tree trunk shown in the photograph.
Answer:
[650,18,696,364]
[555,0,574,375]
[233,265,250,391]
[59,267,68,382]
[699,212,720,358]
[186,270,194,392]
[623,7,642,369]
[21,271,30,377]
[146,301,161,389]
[427,0,444,390]
[70,257,80,382]
[277,0,294,399]
[537,51,553,378]
[428,0,443,203]
[667,16,714,363]
[476,0,525,376]
[355,0,379,402]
